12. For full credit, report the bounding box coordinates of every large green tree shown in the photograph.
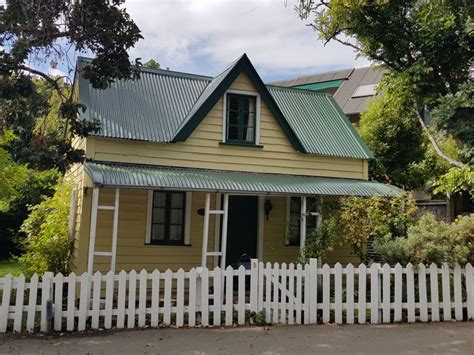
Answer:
[1,0,143,170]
[296,0,473,168]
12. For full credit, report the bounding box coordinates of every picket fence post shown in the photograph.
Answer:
[466,263,474,320]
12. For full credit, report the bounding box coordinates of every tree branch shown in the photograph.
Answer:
[17,65,67,101]
[412,106,465,168]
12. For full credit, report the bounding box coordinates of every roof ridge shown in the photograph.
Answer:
[76,55,213,81]
[266,84,332,96]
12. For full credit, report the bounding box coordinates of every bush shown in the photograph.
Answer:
[337,194,417,262]
[16,182,73,276]
[301,218,341,263]
[374,213,474,265]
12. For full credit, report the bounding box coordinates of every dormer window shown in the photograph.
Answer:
[223,91,260,146]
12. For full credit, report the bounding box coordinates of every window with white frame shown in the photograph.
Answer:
[146,191,192,245]
[224,92,260,145]
[286,197,319,246]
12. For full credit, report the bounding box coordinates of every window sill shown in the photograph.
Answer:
[145,242,192,247]
[219,141,263,148]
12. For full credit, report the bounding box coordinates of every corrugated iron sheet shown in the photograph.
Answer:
[77,56,373,159]
[268,86,373,159]
[85,162,401,197]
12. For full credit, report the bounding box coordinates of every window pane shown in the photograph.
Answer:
[171,193,184,208]
[152,208,165,224]
[228,110,239,125]
[228,94,239,111]
[307,197,317,213]
[169,225,183,241]
[243,126,254,143]
[153,192,166,207]
[170,209,183,224]
[290,197,300,213]
[151,224,165,241]
[244,96,256,113]
[227,125,238,140]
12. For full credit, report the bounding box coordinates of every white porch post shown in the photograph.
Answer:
[87,187,100,274]
[220,194,229,269]
[201,193,211,267]
[110,188,120,273]
[300,196,307,254]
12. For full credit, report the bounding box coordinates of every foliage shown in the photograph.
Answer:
[0,131,28,211]
[0,260,20,277]
[296,0,472,168]
[374,213,474,265]
[358,81,425,189]
[1,0,143,171]
[301,218,342,262]
[16,182,73,276]
[433,166,474,199]
[1,79,85,172]
[337,194,418,262]
[143,59,161,69]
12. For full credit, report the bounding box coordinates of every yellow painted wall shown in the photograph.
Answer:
[85,73,368,180]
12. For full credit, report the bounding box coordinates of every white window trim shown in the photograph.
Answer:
[145,190,192,245]
[222,89,261,145]
[285,196,321,246]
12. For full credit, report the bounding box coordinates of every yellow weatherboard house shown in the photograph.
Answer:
[68,54,400,274]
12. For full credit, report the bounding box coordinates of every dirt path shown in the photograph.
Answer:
[0,322,473,354]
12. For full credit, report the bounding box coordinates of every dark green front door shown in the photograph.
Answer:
[226,196,258,267]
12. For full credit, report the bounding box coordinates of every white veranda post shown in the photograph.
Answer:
[201,193,229,268]
[299,196,321,255]
[87,188,120,274]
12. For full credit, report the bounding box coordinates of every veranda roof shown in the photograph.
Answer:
[84,162,402,197]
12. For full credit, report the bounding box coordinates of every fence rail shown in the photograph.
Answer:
[0,260,473,333]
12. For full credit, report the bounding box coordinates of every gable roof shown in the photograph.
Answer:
[272,66,385,116]
[76,55,373,160]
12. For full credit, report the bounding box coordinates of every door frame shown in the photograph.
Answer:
[213,193,264,267]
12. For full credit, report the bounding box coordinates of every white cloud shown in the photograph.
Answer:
[125,0,370,81]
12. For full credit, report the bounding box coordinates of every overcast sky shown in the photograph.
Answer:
[23,0,369,82]
[125,0,369,82]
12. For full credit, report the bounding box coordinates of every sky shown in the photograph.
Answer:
[29,0,370,83]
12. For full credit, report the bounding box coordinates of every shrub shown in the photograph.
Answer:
[374,213,474,265]
[337,194,417,261]
[301,218,341,263]
[16,182,73,276]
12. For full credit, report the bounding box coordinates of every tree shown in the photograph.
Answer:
[358,79,426,189]
[143,59,161,69]
[1,0,143,170]
[296,0,473,168]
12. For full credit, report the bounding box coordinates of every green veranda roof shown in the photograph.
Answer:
[84,162,402,197]
[77,54,373,160]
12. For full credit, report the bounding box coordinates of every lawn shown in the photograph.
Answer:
[0,260,21,277]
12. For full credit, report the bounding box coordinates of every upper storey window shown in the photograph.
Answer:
[224,92,260,145]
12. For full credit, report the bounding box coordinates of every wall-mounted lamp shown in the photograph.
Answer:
[264,199,273,221]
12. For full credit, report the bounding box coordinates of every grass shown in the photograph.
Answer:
[0,260,21,277]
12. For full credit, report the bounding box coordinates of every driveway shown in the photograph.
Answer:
[0,322,473,354]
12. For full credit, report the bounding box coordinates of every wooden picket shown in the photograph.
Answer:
[0,260,473,333]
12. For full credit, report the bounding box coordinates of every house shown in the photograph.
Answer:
[272,66,384,123]
[67,54,400,274]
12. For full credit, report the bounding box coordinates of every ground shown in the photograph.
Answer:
[0,260,20,277]
[0,322,473,354]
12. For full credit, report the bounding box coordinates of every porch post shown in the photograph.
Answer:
[201,193,211,267]
[220,194,229,269]
[110,188,120,273]
[87,187,100,274]
[300,196,307,254]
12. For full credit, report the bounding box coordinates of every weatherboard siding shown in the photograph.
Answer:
[86,73,368,180]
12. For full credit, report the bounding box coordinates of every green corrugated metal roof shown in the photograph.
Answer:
[85,162,401,197]
[77,55,373,159]
[292,79,343,91]
[268,86,373,159]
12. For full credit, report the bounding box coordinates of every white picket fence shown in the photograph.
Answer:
[1,260,473,333]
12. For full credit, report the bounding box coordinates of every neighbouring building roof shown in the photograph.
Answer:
[271,66,385,116]
[85,161,402,197]
[76,54,373,160]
